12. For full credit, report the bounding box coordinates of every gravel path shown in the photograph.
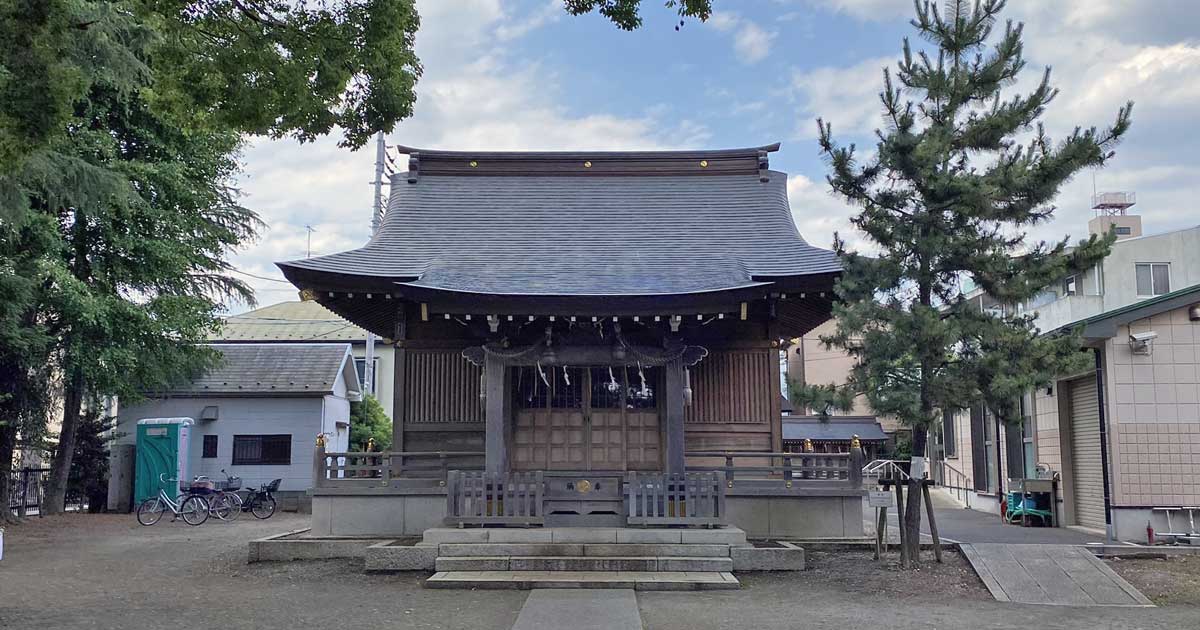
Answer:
[0,513,525,630]
[3,514,1197,630]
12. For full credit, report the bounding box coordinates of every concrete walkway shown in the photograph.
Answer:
[874,488,1104,544]
[511,589,642,630]
[960,543,1153,606]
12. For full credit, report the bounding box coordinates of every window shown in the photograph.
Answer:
[1115,226,1132,235]
[970,404,988,492]
[1005,393,1037,480]
[354,358,377,396]
[1062,275,1077,296]
[942,410,957,458]
[202,435,218,459]
[1136,263,1170,296]
[232,434,291,465]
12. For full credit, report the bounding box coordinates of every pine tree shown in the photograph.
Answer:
[815,0,1131,566]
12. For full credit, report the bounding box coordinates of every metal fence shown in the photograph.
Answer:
[7,467,49,516]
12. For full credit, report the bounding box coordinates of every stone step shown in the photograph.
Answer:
[436,542,731,558]
[421,526,747,546]
[425,570,741,591]
[435,555,733,572]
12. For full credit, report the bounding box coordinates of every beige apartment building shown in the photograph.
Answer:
[942,197,1200,541]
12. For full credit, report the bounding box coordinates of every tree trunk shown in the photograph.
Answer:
[902,427,929,566]
[0,420,18,524]
[43,366,84,515]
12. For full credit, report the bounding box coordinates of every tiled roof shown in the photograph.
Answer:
[212,300,367,342]
[156,343,354,396]
[782,416,888,442]
[277,148,840,296]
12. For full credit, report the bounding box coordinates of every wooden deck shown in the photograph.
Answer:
[960,543,1154,606]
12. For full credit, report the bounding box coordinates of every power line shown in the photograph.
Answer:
[228,267,293,284]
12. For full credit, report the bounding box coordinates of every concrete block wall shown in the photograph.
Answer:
[1108,308,1200,508]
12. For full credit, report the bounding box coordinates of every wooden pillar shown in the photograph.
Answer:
[484,354,508,474]
[390,304,407,476]
[664,359,686,474]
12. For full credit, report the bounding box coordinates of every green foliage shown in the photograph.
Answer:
[565,0,711,30]
[788,379,856,420]
[67,410,113,512]
[349,395,392,451]
[0,0,420,173]
[815,0,1132,447]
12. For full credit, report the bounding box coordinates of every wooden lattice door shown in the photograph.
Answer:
[510,365,661,471]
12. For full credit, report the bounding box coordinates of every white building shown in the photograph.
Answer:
[108,344,361,511]
[943,197,1200,541]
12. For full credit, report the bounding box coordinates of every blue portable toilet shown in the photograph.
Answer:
[134,418,193,504]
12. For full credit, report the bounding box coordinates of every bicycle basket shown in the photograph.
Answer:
[189,478,215,492]
[263,479,281,493]
[217,477,242,491]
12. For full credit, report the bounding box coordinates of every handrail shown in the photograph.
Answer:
[686,449,864,489]
[313,449,485,487]
[862,459,910,481]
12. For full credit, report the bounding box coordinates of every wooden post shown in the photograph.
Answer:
[663,359,686,474]
[484,355,508,475]
[391,304,407,478]
[922,481,943,563]
[893,480,908,568]
[313,436,327,490]
[849,438,865,489]
[874,505,886,560]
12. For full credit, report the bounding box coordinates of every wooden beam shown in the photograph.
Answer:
[484,354,508,474]
[391,304,408,474]
[664,359,687,473]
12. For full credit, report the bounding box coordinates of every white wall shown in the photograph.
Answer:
[1032,226,1200,332]
[352,343,394,420]
[115,397,325,493]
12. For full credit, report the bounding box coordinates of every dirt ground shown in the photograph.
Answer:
[792,548,993,601]
[3,514,1200,630]
[1108,555,1200,606]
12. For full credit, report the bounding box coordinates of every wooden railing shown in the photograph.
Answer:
[445,470,544,526]
[625,472,724,526]
[686,449,866,490]
[312,446,483,488]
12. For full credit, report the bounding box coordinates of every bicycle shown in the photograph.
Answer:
[181,475,240,522]
[235,478,280,519]
[137,474,210,526]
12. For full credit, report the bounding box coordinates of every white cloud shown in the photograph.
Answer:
[786,0,1200,250]
[789,56,891,139]
[786,173,866,252]
[708,11,777,64]
[226,0,709,312]
[814,0,910,21]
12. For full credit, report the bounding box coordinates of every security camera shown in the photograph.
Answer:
[1129,331,1157,355]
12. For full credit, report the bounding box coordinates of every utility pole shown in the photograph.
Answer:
[362,131,386,398]
[304,225,315,258]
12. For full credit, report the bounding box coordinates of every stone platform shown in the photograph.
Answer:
[426,570,741,590]
[357,526,804,588]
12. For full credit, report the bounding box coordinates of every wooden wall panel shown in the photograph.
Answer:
[404,350,484,423]
[685,350,774,424]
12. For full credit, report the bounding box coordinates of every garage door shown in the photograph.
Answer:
[1067,376,1106,530]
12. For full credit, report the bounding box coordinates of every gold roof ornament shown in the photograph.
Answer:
[803,438,814,453]
[298,288,316,302]
[315,433,327,448]
[850,434,861,449]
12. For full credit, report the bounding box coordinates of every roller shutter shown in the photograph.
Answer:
[1068,376,1105,530]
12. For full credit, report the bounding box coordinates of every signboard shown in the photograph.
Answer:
[868,490,895,508]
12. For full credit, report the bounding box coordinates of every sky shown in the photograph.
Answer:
[228,0,1200,313]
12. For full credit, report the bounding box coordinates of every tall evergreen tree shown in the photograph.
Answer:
[0,0,419,516]
[812,0,1131,565]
